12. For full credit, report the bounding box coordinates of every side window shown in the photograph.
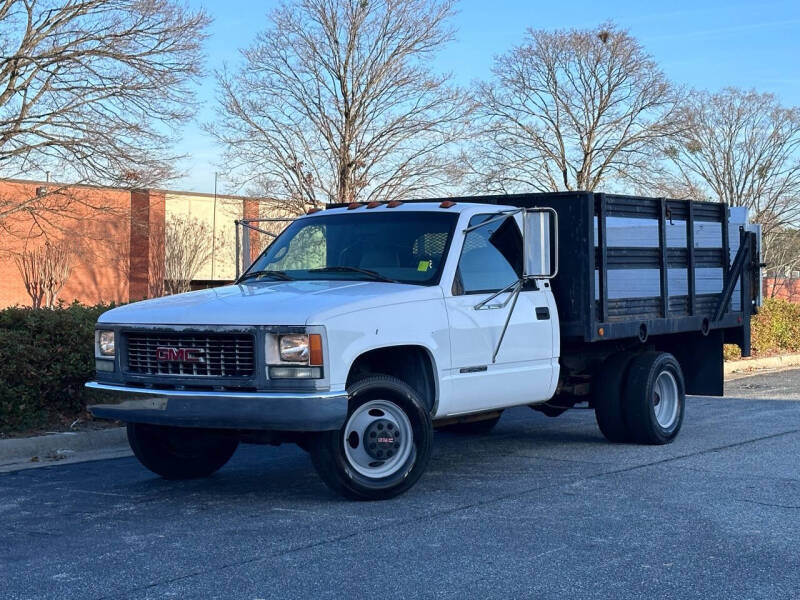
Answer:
[456,214,522,294]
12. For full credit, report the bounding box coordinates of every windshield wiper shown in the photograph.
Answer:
[238,269,294,282]
[309,266,396,283]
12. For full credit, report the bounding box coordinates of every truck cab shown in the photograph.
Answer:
[88,193,760,500]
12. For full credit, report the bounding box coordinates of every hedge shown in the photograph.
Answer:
[724,298,800,360]
[0,302,113,433]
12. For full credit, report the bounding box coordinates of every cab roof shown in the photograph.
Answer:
[302,201,516,218]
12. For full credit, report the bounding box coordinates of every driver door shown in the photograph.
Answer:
[441,213,557,416]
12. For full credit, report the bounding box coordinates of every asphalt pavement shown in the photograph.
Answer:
[2,370,800,600]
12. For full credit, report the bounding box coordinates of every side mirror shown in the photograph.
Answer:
[523,208,558,279]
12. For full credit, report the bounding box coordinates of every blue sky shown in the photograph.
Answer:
[177,0,800,194]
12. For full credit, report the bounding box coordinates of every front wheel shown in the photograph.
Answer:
[309,375,433,500]
[127,423,239,480]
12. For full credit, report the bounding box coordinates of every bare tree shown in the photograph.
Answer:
[163,215,223,295]
[211,0,469,207]
[469,23,683,193]
[14,239,73,307]
[662,88,800,279]
[762,227,800,300]
[0,0,210,228]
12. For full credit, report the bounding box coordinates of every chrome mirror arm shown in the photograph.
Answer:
[491,279,523,364]
[473,280,520,310]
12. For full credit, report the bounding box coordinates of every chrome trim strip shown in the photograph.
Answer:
[85,381,346,401]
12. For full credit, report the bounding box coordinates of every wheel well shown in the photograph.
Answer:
[346,346,437,412]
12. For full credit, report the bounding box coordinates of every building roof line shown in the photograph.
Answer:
[0,177,260,202]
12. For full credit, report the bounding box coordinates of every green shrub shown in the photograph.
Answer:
[725,298,800,360]
[751,298,800,355]
[0,302,113,433]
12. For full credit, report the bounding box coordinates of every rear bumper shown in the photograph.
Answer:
[85,382,348,431]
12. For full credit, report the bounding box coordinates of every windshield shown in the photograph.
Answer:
[241,211,458,285]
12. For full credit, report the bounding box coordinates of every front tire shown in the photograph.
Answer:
[127,423,239,480]
[623,352,685,445]
[309,375,433,500]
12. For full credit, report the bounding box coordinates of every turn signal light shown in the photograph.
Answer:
[309,334,323,366]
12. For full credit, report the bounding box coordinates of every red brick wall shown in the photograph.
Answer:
[0,179,246,308]
[128,189,166,302]
[243,198,261,264]
[764,278,800,303]
[0,180,132,308]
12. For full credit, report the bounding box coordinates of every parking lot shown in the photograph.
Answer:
[2,369,799,600]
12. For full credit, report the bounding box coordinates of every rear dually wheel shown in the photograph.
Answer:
[623,351,685,445]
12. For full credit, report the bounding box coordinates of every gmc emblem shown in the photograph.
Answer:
[155,346,204,363]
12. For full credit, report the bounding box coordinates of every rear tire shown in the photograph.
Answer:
[127,423,238,480]
[439,414,501,435]
[593,352,635,443]
[623,351,685,445]
[309,375,433,501]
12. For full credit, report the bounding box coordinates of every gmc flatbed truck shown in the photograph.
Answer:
[87,192,761,500]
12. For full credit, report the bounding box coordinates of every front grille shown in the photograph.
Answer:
[126,331,255,377]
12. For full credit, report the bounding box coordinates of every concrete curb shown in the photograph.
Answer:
[0,427,131,473]
[725,354,800,375]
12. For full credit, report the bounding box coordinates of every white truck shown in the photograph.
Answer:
[87,192,761,500]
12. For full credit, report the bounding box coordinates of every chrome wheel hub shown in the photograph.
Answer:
[343,399,413,479]
[653,371,679,429]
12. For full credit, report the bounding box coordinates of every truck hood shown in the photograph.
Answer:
[99,280,443,326]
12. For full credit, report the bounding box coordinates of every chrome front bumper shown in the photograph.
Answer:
[85,382,348,431]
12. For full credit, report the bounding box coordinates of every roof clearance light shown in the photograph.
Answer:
[366,201,381,209]
[347,202,360,210]
[387,200,403,208]
[439,200,457,208]
[307,207,323,214]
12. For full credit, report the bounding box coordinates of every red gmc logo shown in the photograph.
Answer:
[155,346,204,363]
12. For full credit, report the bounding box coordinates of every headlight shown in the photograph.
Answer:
[275,333,323,365]
[96,330,115,357]
[269,332,324,379]
[279,334,310,363]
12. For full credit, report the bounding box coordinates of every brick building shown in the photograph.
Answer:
[764,277,800,303]
[0,178,262,309]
